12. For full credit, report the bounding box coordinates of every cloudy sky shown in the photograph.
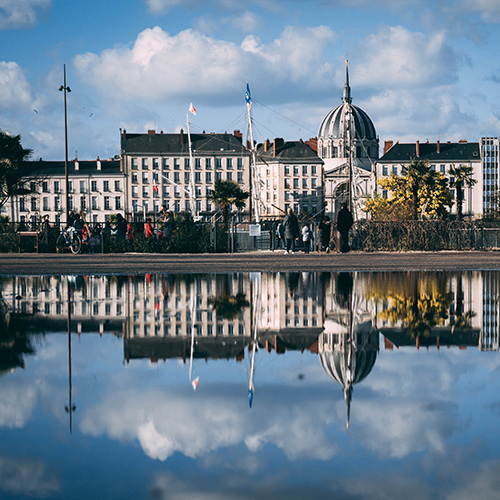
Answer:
[2,0,500,161]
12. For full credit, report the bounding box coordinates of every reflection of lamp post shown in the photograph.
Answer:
[64,279,76,433]
[59,64,71,225]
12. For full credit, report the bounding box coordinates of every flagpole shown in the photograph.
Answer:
[245,84,260,223]
[186,111,197,220]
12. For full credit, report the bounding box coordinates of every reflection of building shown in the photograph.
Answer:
[123,274,252,362]
[321,272,379,427]
[257,272,324,353]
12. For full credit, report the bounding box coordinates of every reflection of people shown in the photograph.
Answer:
[337,203,353,253]
[283,208,299,254]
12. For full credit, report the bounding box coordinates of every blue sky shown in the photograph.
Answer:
[2,0,500,160]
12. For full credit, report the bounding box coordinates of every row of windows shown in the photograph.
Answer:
[131,171,244,184]
[283,178,317,189]
[131,157,245,171]
[40,180,121,194]
[381,164,455,176]
[19,196,122,212]
[132,322,246,337]
[272,165,319,176]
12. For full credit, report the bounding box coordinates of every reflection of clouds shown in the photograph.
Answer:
[0,456,60,497]
[0,383,37,428]
[446,460,500,500]
[79,386,339,461]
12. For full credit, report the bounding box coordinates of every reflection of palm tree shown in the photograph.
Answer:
[451,310,476,334]
[210,293,249,320]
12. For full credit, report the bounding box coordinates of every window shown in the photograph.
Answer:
[284,166,290,175]
[54,181,60,193]
[185,158,190,170]
[68,181,73,193]
[293,166,299,175]
[174,172,180,183]
[216,158,222,169]
[311,178,317,188]
[237,172,243,183]
[162,158,169,170]
[382,166,388,176]
[131,172,138,183]
[392,166,397,175]
[174,158,180,170]
[42,181,49,192]
[227,172,232,181]
[142,172,148,183]
[195,172,201,183]
[54,197,59,211]
[91,180,97,191]
[184,172,190,184]
[80,196,86,211]
[43,197,49,210]
[114,180,121,191]
[153,158,159,169]
[195,158,201,169]
[293,178,299,189]
[302,165,307,175]
[132,186,139,198]
[285,179,291,189]
[115,197,121,210]
[103,181,109,192]
[30,197,37,211]
[104,196,110,210]
[142,186,149,198]
[216,171,222,181]
[302,178,307,188]
[206,171,212,183]
[311,165,317,175]
[92,196,98,210]
[68,197,73,210]
[206,158,212,169]
[80,181,85,193]
[19,198,25,211]
[30,181,36,192]
[237,158,243,170]
[227,158,233,169]
[440,165,445,173]
[142,158,148,169]
[131,158,138,170]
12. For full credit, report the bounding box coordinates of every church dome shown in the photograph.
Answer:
[318,103,377,141]
[318,60,377,141]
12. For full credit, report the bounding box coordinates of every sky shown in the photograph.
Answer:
[2,0,500,161]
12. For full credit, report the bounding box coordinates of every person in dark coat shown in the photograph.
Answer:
[283,208,299,254]
[337,202,353,253]
[319,217,331,251]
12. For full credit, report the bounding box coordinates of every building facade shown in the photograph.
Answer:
[255,138,324,218]
[0,158,122,225]
[120,129,251,221]
[375,140,482,218]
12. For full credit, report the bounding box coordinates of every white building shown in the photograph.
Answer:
[0,158,123,225]
[120,129,251,221]
[255,138,324,218]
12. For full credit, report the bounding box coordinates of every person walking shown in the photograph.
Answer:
[302,223,312,253]
[276,222,284,249]
[283,208,299,254]
[337,202,353,253]
[319,217,331,252]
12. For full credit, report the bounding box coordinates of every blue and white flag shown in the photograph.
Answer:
[245,83,251,103]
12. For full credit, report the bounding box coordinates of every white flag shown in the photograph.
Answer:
[189,102,196,115]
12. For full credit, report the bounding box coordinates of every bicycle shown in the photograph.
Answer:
[56,227,82,254]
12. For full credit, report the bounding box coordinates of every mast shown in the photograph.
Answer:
[245,84,260,223]
[186,112,197,220]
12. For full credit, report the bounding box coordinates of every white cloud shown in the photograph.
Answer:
[353,26,459,90]
[446,460,500,500]
[0,383,37,428]
[456,0,500,23]
[0,61,33,112]
[0,0,51,29]
[0,456,60,497]
[73,25,336,104]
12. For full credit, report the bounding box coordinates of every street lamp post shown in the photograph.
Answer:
[59,64,71,225]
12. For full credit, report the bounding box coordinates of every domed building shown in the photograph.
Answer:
[317,61,379,220]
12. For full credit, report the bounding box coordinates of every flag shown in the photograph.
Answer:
[189,102,196,115]
[192,376,199,390]
[153,177,159,192]
[245,83,251,103]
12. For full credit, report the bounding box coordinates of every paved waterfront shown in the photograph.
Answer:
[1,250,500,275]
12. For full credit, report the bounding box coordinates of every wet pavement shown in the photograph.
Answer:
[1,250,500,275]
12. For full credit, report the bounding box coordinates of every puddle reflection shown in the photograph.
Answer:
[0,271,499,499]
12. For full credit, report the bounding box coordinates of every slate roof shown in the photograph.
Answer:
[380,141,481,163]
[20,159,121,176]
[256,140,323,163]
[121,132,248,155]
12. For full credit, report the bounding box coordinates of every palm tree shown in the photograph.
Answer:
[406,158,432,220]
[449,164,477,220]
[208,180,249,223]
[0,130,33,210]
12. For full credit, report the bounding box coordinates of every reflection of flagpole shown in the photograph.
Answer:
[248,274,261,408]
[65,278,76,433]
[189,281,199,390]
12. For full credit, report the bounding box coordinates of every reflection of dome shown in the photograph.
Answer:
[319,346,377,386]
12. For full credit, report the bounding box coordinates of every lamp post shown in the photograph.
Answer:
[59,64,71,225]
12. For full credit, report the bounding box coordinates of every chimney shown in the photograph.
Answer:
[74,156,79,171]
[180,129,184,145]
[264,139,269,152]
[459,139,467,143]
[148,129,155,135]
[416,140,420,157]
[305,137,317,152]
[273,138,284,157]
[233,129,242,140]
[97,156,101,171]
[123,129,126,139]
[383,140,394,154]
[437,140,440,153]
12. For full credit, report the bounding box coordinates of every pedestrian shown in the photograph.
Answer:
[162,210,174,242]
[337,202,353,253]
[276,221,284,249]
[283,208,299,254]
[126,221,136,241]
[301,223,312,253]
[145,218,154,238]
[319,217,332,252]
[116,213,127,240]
